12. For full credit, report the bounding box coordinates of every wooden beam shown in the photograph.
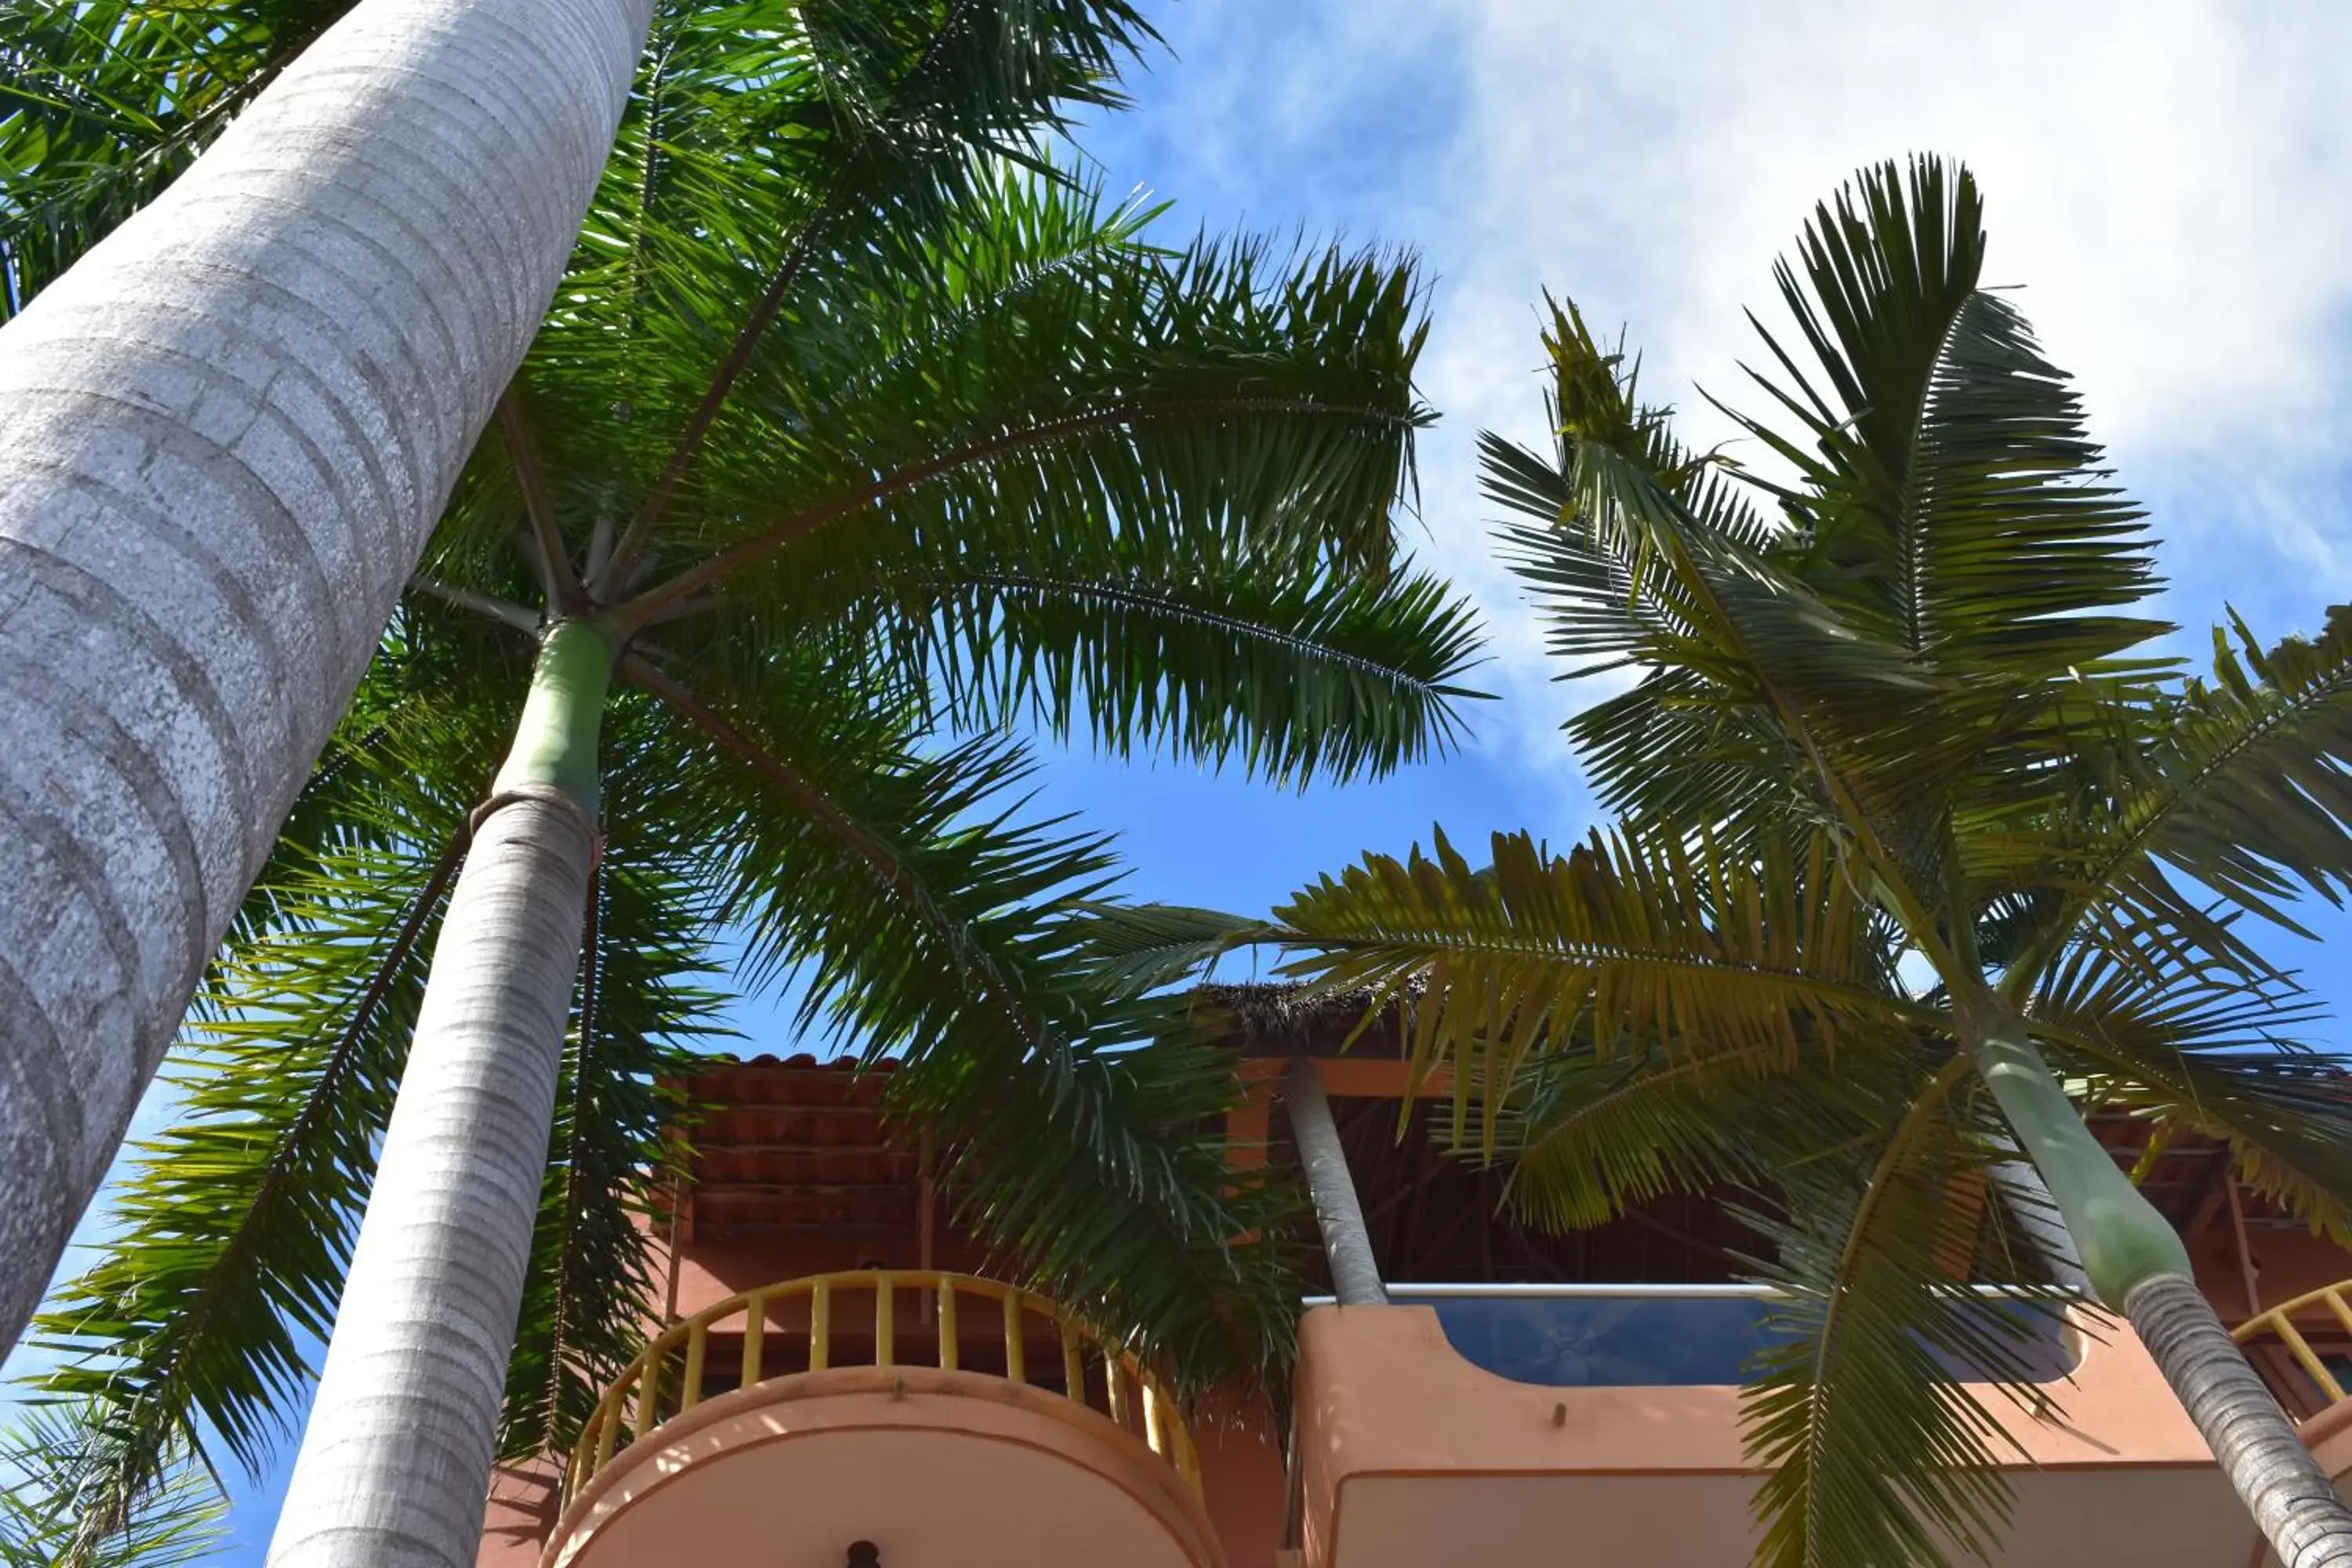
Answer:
[2227,1172,2262,1317]
[2184,1156,2234,1242]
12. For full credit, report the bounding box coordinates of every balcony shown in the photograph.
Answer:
[544,1271,1223,1568]
[2236,1279,2352,1568]
[1294,1284,2255,1567]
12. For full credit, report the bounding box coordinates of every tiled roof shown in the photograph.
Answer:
[667,1054,920,1240]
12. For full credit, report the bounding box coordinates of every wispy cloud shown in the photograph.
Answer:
[1083,0,2352,818]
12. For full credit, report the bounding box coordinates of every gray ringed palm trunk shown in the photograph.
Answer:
[1968,1006,2352,1567]
[2129,1274,2352,1566]
[0,0,655,1352]
[269,622,612,1568]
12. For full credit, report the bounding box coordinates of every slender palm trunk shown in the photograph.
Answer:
[1283,1058,1388,1306]
[267,623,613,1568]
[1967,1007,2352,1566]
[0,0,654,1352]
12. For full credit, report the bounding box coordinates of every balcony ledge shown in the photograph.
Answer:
[1296,1302,2252,1568]
[546,1364,1223,1568]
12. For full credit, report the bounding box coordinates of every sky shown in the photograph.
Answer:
[13,1,2352,1559]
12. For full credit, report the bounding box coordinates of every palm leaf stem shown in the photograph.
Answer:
[604,0,984,583]
[611,394,1424,630]
[410,578,539,635]
[1283,930,1947,1029]
[954,570,1468,688]
[496,390,586,616]
[604,180,851,581]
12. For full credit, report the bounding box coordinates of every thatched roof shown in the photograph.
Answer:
[1186,981,1417,1056]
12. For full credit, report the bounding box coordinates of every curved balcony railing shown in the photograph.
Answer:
[561,1269,1200,1508]
[2234,1278,2352,1417]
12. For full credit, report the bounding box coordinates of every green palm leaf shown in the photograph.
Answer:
[635,649,1301,1384]
[1744,1057,2063,1568]
[0,1403,223,1568]
[2027,946,2352,1241]
[1737,158,2160,681]
[2013,608,2352,993]
[0,0,350,318]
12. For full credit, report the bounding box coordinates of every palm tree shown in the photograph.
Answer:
[16,5,1481,1563]
[0,0,662,1356]
[1123,158,2352,1567]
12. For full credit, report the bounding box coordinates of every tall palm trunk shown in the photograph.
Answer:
[0,0,655,1353]
[267,622,613,1568]
[1967,1007,2352,1566]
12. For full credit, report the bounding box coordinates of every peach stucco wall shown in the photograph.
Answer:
[1293,1304,2259,1567]
[1191,1391,1290,1568]
[478,1457,562,1568]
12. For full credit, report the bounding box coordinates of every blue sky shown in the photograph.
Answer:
[14,1,2352,1559]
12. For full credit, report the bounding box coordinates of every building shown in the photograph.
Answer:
[476,989,2352,1568]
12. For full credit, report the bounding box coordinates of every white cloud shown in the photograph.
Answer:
[1093,0,2352,800]
[1446,1,2352,459]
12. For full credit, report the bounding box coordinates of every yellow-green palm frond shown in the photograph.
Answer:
[2027,945,2352,1244]
[1271,823,1912,1140]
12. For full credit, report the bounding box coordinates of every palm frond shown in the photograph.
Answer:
[1487,296,1961,872]
[1060,900,1283,996]
[1744,1057,2065,1568]
[557,0,1163,579]
[1465,1038,1798,1232]
[0,0,347,318]
[616,223,1433,630]
[2032,608,2352,982]
[634,655,1301,1384]
[0,1403,224,1568]
[2027,946,2352,1241]
[1737,157,2161,680]
[1271,823,1907,1138]
[902,560,1484,786]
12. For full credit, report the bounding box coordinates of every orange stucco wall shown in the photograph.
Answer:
[477,1457,562,1568]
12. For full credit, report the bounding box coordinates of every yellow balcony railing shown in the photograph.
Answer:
[561,1270,1201,1508]
[2233,1278,2352,1416]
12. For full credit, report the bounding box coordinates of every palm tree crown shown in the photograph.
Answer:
[1122,157,2352,1566]
[14,0,1483,1549]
